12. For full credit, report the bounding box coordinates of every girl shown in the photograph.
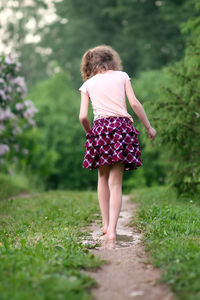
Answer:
[78,45,156,243]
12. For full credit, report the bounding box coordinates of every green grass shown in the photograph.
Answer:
[130,185,200,300]
[0,190,104,300]
[0,173,32,201]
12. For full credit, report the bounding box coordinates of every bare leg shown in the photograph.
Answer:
[106,162,124,240]
[97,164,110,234]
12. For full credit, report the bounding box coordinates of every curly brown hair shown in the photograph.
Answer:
[80,45,123,81]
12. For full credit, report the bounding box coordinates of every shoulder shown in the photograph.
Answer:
[78,79,90,95]
[114,70,131,77]
[122,71,131,79]
[78,74,98,94]
[83,74,98,86]
[114,70,131,81]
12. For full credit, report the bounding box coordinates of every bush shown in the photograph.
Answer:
[0,54,38,166]
[151,3,200,195]
[28,71,98,190]
[123,69,171,192]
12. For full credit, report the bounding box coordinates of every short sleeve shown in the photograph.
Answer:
[78,81,89,96]
[124,72,131,83]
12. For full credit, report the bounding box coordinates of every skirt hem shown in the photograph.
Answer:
[82,116,142,171]
[82,159,142,171]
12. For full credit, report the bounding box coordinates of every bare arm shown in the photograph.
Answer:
[79,91,91,133]
[125,80,156,139]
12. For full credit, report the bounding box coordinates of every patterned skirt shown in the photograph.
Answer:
[82,116,142,171]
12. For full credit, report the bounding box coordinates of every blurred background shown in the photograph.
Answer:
[0,0,199,197]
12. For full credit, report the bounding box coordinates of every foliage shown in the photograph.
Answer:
[0,0,51,86]
[27,69,170,192]
[1,1,199,192]
[131,186,200,300]
[28,71,98,190]
[0,0,196,87]
[0,190,104,299]
[0,54,38,171]
[104,0,194,75]
[123,69,172,192]
[150,2,200,194]
[40,0,196,87]
[0,172,30,200]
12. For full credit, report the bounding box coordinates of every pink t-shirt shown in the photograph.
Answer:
[78,70,134,124]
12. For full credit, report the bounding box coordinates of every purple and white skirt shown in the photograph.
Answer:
[82,116,142,171]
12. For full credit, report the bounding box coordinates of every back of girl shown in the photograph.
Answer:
[78,45,156,249]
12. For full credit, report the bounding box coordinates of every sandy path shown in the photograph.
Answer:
[82,195,174,300]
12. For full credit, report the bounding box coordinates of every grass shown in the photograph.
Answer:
[130,185,200,300]
[0,173,33,201]
[0,190,104,300]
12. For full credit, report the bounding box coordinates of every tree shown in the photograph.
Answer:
[1,0,196,88]
[151,0,200,194]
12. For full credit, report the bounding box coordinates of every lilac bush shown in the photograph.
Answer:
[0,54,38,165]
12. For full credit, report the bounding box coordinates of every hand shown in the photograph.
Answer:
[86,127,92,136]
[146,126,156,140]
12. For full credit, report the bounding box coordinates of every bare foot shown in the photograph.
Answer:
[100,227,108,235]
[102,232,116,241]
[99,233,107,240]
[106,240,116,250]
[102,238,116,250]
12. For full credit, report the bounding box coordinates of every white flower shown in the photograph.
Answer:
[12,76,25,86]
[23,107,38,119]
[12,127,23,135]
[0,107,15,121]
[22,149,29,155]
[6,74,13,82]
[5,54,18,65]
[16,102,24,110]
[5,56,15,64]
[7,86,12,93]
[0,144,10,155]
[11,76,27,97]
[24,99,34,107]
[16,87,22,92]
[27,118,36,126]
[0,90,7,100]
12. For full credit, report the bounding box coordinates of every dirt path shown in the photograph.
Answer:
[82,195,174,300]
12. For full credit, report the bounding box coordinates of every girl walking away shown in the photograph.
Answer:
[78,45,156,246]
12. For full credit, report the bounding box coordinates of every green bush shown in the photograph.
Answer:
[28,71,98,190]
[151,3,200,195]
[123,69,171,192]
